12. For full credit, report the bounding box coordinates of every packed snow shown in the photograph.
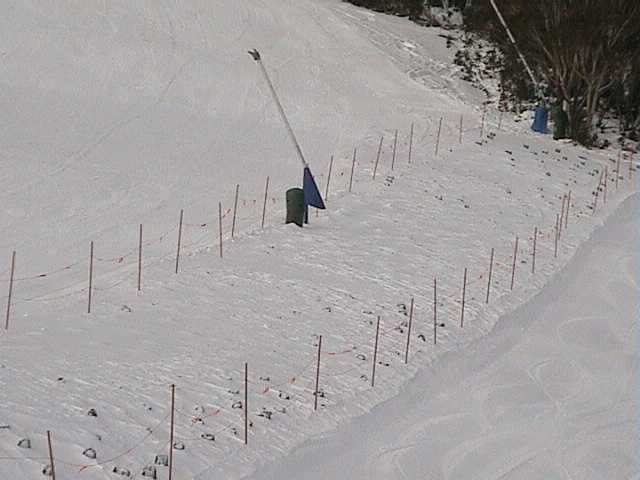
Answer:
[0,1,637,479]
[248,193,638,480]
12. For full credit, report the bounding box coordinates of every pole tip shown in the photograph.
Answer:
[248,49,260,61]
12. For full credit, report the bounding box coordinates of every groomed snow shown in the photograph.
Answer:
[0,1,637,479]
[247,193,639,480]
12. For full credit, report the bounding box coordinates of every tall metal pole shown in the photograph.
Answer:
[249,50,308,168]
[488,0,539,94]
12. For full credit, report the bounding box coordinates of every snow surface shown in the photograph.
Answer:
[0,1,637,479]
[247,193,639,480]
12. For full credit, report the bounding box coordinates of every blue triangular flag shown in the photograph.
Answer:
[532,104,548,134]
[303,167,326,210]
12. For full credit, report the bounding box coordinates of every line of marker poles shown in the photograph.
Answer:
[4,159,618,461]
[2,112,628,340]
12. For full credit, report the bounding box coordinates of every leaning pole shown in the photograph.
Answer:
[248,49,308,168]
[248,49,325,223]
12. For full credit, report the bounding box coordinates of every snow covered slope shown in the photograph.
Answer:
[0,1,636,479]
[247,193,638,480]
[0,0,463,268]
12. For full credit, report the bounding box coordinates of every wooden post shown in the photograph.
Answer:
[404,297,414,364]
[88,241,94,314]
[314,335,322,411]
[532,226,538,274]
[408,123,414,164]
[498,109,503,130]
[459,114,463,144]
[169,384,175,480]
[218,202,223,259]
[603,166,608,204]
[261,176,269,229]
[137,224,143,291]
[485,248,494,304]
[554,214,559,258]
[324,155,334,202]
[480,108,486,139]
[565,191,571,229]
[510,236,519,290]
[244,362,249,445]
[349,148,357,193]
[616,153,621,189]
[231,184,240,238]
[433,277,438,345]
[371,316,380,387]
[46,430,56,480]
[4,251,15,330]
[391,129,398,171]
[175,210,184,274]
[435,117,443,156]
[460,267,467,328]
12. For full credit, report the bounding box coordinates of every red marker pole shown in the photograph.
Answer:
[46,431,56,480]
[510,236,519,290]
[137,224,143,291]
[314,335,322,411]
[460,267,467,327]
[168,384,175,480]
[231,184,240,238]
[408,123,414,164]
[175,210,184,274]
[349,148,357,192]
[485,248,494,304]
[373,137,383,180]
[531,226,538,274]
[371,316,381,387]
[4,251,15,330]
[87,241,94,314]
[391,129,398,171]
[404,297,414,364]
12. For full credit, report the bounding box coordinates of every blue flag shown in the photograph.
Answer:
[532,104,548,134]
[303,167,325,210]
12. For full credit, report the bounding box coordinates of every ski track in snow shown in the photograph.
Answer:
[0,1,638,479]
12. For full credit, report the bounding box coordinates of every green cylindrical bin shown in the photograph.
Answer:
[553,106,568,140]
[286,188,305,227]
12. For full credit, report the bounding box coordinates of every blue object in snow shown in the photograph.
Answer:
[303,167,325,210]
[532,104,549,133]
